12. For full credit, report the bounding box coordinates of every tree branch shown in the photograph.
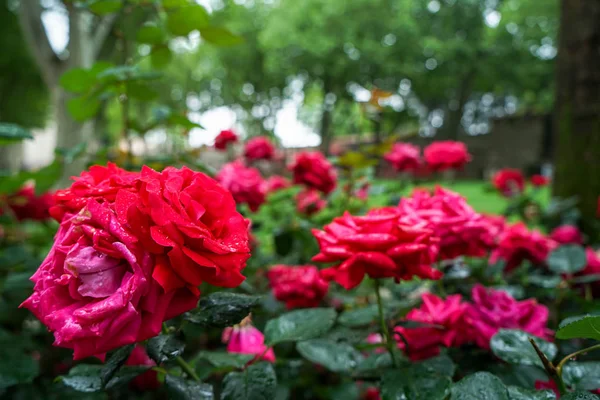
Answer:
[17,0,61,85]
[92,14,118,60]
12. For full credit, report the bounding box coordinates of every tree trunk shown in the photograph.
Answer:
[0,143,23,172]
[54,88,95,186]
[319,76,333,155]
[553,0,600,223]
[439,68,476,140]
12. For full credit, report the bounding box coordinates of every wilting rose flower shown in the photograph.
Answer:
[289,151,337,194]
[50,163,138,222]
[126,345,160,390]
[123,166,251,291]
[423,141,471,172]
[6,184,54,221]
[398,187,495,260]
[267,265,329,309]
[20,199,200,359]
[217,160,266,212]
[312,207,441,290]
[214,129,238,150]
[530,175,550,187]
[492,169,525,197]
[550,225,583,245]
[297,189,326,216]
[464,285,552,349]
[490,223,556,271]
[244,136,275,161]
[384,143,421,172]
[394,293,468,361]
[223,321,275,363]
[261,175,291,194]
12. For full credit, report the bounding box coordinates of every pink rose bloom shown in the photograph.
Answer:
[366,333,385,354]
[423,141,471,172]
[550,225,583,245]
[398,187,495,260]
[217,160,266,212]
[244,136,275,161]
[126,345,160,390]
[312,207,441,290]
[384,143,421,172]
[214,129,238,150]
[490,223,557,271]
[261,175,291,194]
[267,265,329,309]
[296,189,326,216]
[464,285,552,350]
[20,200,199,359]
[224,324,275,363]
[355,183,370,201]
[289,151,337,194]
[394,293,468,361]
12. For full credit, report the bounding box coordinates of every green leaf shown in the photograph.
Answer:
[381,365,451,400]
[547,245,587,274]
[419,354,456,378]
[296,339,363,372]
[450,372,509,400]
[59,68,93,94]
[561,392,600,400]
[221,362,276,400]
[88,0,122,14]
[136,24,165,44]
[151,46,173,69]
[100,344,134,386]
[60,365,103,393]
[67,96,101,122]
[184,292,260,327]
[166,5,210,36]
[105,366,150,390]
[193,351,254,369]
[556,314,600,341]
[200,27,243,46]
[31,159,63,195]
[506,386,555,400]
[0,123,33,144]
[165,375,213,400]
[338,305,379,327]
[490,329,557,368]
[356,352,393,373]
[264,308,336,345]
[0,348,39,390]
[563,362,600,391]
[97,66,162,83]
[147,335,184,364]
[168,113,202,129]
[56,141,87,164]
[126,81,159,101]
[162,0,189,8]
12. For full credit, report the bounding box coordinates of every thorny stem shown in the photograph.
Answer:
[176,356,201,382]
[556,343,600,378]
[374,279,399,368]
[529,338,567,395]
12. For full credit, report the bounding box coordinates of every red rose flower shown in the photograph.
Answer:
[423,141,471,172]
[127,165,251,290]
[6,184,54,221]
[481,214,507,244]
[126,345,160,390]
[550,225,583,245]
[50,163,138,222]
[534,380,559,397]
[363,387,381,400]
[464,285,552,349]
[398,187,495,260]
[244,136,275,160]
[490,222,556,271]
[384,143,421,172]
[289,151,337,194]
[296,189,326,216]
[394,293,469,361]
[492,169,525,197]
[261,175,291,194]
[311,207,441,290]
[267,265,329,309]
[530,174,550,187]
[20,199,199,359]
[214,129,238,150]
[217,160,266,212]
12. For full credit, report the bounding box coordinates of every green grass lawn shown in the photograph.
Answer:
[369,180,550,215]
